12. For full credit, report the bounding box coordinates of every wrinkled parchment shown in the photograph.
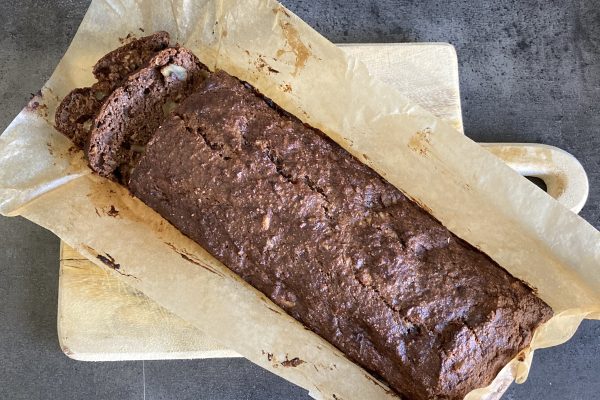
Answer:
[0,1,599,399]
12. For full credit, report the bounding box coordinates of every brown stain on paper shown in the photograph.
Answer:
[486,145,553,165]
[165,242,224,277]
[83,177,180,236]
[272,4,291,18]
[85,179,146,226]
[262,350,305,368]
[490,145,528,160]
[254,56,279,74]
[266,305,282,315]
[407,129,478,196]
[275,12,314,76]
[408,129,432,156]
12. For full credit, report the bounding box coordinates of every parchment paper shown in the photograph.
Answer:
[1,1,599,399]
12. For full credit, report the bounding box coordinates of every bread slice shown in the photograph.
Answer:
[55,32,170,149]
[54,88,102,148]
[86,47,208,182]
[93,31,170,92]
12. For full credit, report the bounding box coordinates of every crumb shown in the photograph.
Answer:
[281,357,305,367]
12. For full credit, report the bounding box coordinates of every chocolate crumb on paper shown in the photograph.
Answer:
[25,90,49,118]
[106,205,119,217]
[96,252,138,279]
[281,356,305,367]
[96,253,120,270]
[261,350,274,362]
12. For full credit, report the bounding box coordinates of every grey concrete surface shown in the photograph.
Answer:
[0,0,598,399]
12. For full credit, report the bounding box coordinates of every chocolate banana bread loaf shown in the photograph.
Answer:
[128,71,552,399]
[56,36,553,400]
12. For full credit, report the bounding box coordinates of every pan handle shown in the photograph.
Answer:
[480,143,589,214]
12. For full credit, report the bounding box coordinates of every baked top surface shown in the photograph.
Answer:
[129,71,552,400]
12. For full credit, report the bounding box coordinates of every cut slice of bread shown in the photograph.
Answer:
[86,47,208,182]
[55,32,172,150]
[93,31,170,91]
[54,88,102,148]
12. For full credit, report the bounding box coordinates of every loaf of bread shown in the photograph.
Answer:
[56,34,553,400]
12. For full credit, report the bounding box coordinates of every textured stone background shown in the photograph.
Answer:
[0,0,598,399]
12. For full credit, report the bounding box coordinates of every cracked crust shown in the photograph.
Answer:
[129,71,553,400]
